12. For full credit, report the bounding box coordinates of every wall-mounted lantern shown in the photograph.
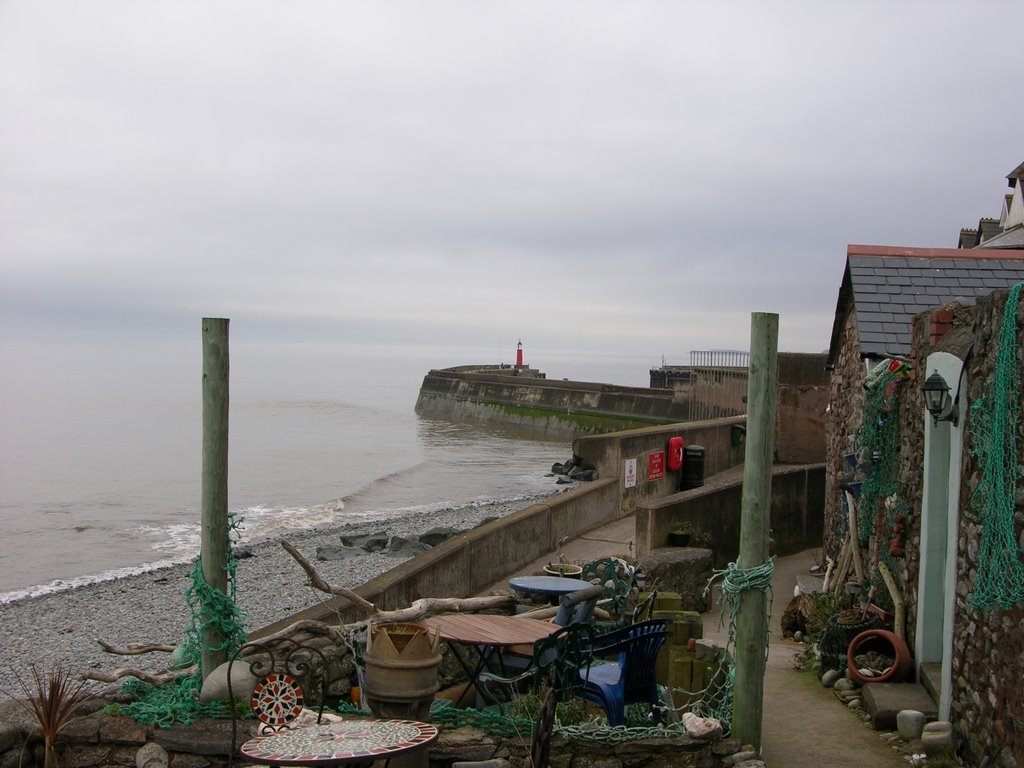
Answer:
[922,370,959,427]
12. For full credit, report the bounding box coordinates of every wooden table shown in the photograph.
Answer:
[240,719,437,767]
[424,614,561,706]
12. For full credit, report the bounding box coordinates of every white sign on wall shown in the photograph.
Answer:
[624,457,637,488]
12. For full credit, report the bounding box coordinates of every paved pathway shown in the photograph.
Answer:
[483,514,910,767]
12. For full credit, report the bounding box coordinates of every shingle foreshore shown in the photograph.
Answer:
[0,491,559,695]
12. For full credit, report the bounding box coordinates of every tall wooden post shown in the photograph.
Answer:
[732,312,778,748]
[201,318,230,680]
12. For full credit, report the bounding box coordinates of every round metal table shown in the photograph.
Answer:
[508,575,589,599]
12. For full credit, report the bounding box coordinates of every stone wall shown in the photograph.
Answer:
[827,289,1023,767]
[634,464,825,566]
[415,370,688,437]
[774,352,829,464]
[912,290,1024,768]
[0,700,746,768]
[824,307,868,558]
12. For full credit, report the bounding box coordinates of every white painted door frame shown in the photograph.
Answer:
[916,351,965,721]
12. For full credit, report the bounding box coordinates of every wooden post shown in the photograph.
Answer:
[201,318,230,680]
[732,312,778,748]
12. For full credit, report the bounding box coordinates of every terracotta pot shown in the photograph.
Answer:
[363,622,441,720]
[846,629,911,685]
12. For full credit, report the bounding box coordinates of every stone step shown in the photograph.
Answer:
[918,662,941,705]
[861,682,938,730]
[796,573,824,595]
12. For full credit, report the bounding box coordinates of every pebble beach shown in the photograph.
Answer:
[0,491,560,695]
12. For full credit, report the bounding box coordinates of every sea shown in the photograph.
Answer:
[0,337,655,603]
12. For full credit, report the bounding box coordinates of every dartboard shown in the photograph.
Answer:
[251,674,305,727]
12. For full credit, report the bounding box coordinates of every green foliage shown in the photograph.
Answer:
[8,664,95,768]
[507,689,590,727]
[802,593,843,642]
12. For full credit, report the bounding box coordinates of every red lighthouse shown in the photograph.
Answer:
[516,339,524,367]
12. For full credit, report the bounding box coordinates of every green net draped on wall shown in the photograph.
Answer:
[856,362,907,550]
[967,282,1024,611]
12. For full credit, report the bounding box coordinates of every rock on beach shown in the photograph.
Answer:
[0,492,559,696]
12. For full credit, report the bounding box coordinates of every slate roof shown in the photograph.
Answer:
[979,225,1024,250]
[827,244,1024,367]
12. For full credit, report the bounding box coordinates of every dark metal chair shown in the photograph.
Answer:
[580,558,635,630]
[477,622,594,709]
[631,590,658,624]
[227,636,333,767]
[579,619,671,727]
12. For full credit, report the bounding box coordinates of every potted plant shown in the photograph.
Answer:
[668,528,692,547]
[543,562,583,578]
[668,524,712,548]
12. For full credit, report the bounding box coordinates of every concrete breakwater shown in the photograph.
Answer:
[415,366,691,437]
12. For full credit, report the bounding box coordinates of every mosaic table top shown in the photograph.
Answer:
[240,719,438,766]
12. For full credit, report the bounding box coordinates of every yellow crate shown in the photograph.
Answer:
[653,592,682,612]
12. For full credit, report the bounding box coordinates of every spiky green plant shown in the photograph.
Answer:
[11,664,95,768]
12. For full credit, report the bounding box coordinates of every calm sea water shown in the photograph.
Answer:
[0,338,654,601]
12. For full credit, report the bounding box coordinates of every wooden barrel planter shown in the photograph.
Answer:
[362,622,441,721]
[846,628,912,685]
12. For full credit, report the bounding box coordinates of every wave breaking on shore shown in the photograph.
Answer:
[0,489,562,695]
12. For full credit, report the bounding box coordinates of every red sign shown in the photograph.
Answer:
[648,451,665,481]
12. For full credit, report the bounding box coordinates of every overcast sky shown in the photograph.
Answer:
[1,1,1022,363]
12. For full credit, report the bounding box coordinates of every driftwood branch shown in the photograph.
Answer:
[254,619,352,647]
[97,640,177,656]
[282,540,378,614]
[89,539,523,682]
[376,595,514,624]
[281,539,516,625]
[80,666,195,686]
[877,561,906,639]
[844,491,865,582]
[256,595,517,648]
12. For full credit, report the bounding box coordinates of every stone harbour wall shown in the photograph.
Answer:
[0,701,748,768]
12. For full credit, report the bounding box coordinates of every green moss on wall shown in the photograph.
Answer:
[419,394,670,434]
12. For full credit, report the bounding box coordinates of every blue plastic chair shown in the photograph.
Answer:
[579,619,670,726]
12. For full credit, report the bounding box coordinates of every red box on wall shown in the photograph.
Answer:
[648,451,665,481]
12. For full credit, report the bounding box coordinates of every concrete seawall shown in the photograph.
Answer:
[253,416,762,638]
[415,368,691,437]
[254,478,621,636]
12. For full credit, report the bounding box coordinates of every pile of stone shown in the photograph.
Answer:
[851,649,895,679]
[549,456,598,484]
[316,525,468,561]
